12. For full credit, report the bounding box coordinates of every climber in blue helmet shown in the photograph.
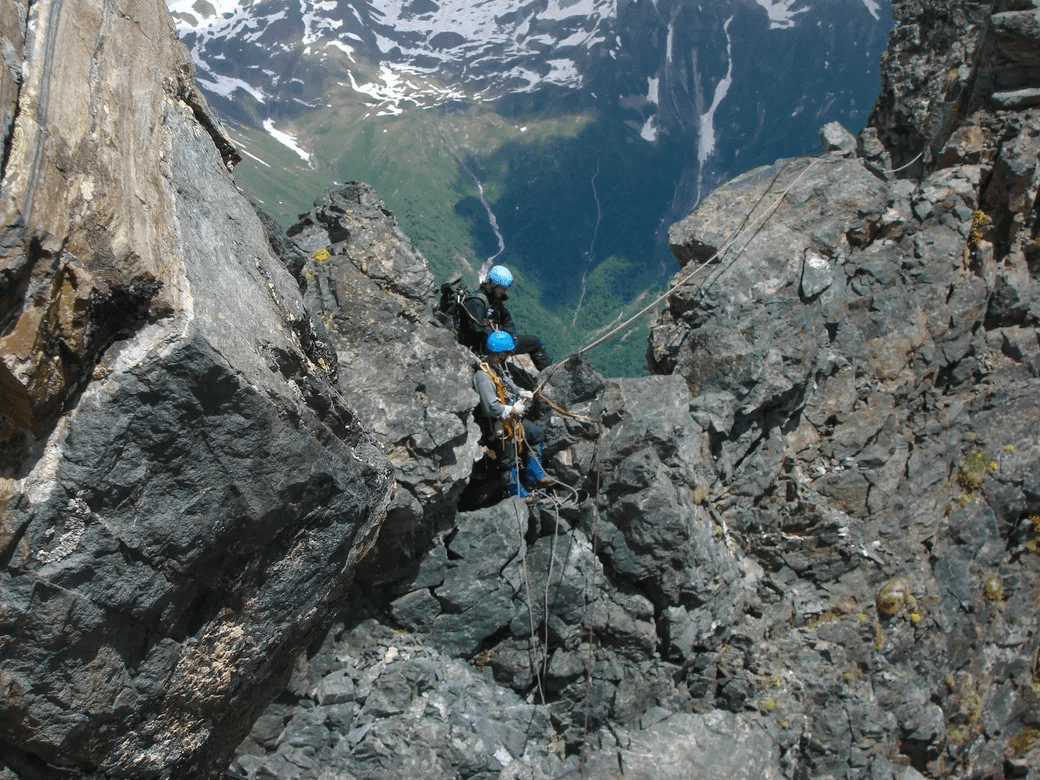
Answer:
[472,330,551,502]
[459,264,552,371]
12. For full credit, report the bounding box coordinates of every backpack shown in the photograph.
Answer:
[436,275,488,342]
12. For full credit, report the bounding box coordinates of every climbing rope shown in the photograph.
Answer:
[510,446,548,706]
[532,156,825,394]
[508,431,574,717]
[578,458,602,780]
[500,157,829,763]
[887,150,924,175]
[540,492,563,694]
[534,392,603,426]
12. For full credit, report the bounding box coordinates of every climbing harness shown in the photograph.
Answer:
[477,359,524,451]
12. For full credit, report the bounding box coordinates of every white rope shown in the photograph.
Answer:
[578,457,602,779]
[887,150,924,175]
[511,432,548,707]
[533,157,825,392]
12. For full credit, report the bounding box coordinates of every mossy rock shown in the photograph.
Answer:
[877,577,910,617]
[983,573,1004,601]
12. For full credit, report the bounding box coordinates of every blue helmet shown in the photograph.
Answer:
[487,265,513,288]
[486,331,515,353]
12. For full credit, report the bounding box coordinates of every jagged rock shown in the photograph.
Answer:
[642,4,1040,776]
[981,113,1040,254]
[14,0,1032,776]
[819,121,858,157]
[869,0,994,167]
[229,619,569,780]
[229,2,1040,778]
[283,183,483,583]
[0,0,393,777]
[585,710,782,779]
[992,9,1040,71]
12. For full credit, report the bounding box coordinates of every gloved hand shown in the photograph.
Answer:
[519,389,534,401]
[504,398,527,418]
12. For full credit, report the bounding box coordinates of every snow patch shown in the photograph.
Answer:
[167,0,242,24]
[859,0,881,20]
[647,76,659,105]
[640,115,658,142]
[753,0,808,30]
[546,59,581,84]
[326,40,355,59]
[238,147,272,167]
[196,72,267,102]
[262,119,311,162]
[697,16,734,165]
[346,64,476,112]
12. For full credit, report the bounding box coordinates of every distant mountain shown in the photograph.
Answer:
[167,0,894,374]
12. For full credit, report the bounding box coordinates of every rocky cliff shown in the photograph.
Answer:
[2,0,1039,780]
[229,1,1040,779]
[1,0,393,777]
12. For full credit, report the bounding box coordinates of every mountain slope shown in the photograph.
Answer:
[167,0,894,373]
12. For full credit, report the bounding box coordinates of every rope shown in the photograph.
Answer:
[511,431,548,707]
[535,392,603,426]
[500,157,829,758]
[578,457,602,779]
[887,150,924,175]
[540,492,564,696]
[535,157,824,393]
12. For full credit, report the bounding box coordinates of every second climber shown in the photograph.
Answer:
[460,265,552,371]
[472,330,551,501]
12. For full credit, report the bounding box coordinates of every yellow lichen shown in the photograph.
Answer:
[1025,516,1040,555]
[874,621,885,651]
[313,247,331,262]
[842,666,864,684]
[1009,726,1040,755]
[968,210,988,248]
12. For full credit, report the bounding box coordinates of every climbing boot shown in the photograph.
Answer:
[525,452,552,486]
[506,468,531,499]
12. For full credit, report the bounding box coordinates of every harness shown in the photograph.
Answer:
[462,291,490,329]
[477,360,524,451]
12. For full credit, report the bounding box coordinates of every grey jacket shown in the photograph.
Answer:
[473,363,520,420]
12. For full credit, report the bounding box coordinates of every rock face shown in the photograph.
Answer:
[236,2,1040,779]
[5,0,1040,778]
[644,0,1040,775]
[0,1,393,777]
[283,183,483,583]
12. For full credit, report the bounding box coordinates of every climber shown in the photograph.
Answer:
[473,331,552,501]
[459,265,552,371]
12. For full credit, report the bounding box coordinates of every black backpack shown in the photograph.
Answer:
[436,275,488,343]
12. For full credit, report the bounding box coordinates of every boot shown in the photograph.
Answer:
[506,468,530,499]
[526,447,552,486]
